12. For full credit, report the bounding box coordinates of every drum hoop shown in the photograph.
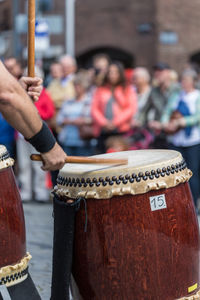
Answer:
[177,289,200,299]
[0,148,14,169]
[0,252,31,287]
[55,159,192,199]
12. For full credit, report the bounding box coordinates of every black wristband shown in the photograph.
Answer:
[26,121,56,153]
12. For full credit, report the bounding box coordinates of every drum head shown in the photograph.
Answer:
[0,145,14,169]
[56,150,192,199]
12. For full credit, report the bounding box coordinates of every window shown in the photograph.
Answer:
[38,0,53,12]
[159,31,178,45]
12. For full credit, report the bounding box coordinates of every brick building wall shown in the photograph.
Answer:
[0,0,13,57]
[0,0,12,31]
[156,0,200,72]
[75,0,200,72]
[76,0,157,68]
[2,0,200,72]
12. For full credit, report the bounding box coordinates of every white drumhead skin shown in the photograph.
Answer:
[0,145,7,156]
[60,150,182,176]
[0,145,14,169]
[56,150,192,199]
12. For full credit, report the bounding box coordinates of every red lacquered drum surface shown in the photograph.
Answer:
[72,182,200,300]
[0,145,30,287]
[0,166,26,268]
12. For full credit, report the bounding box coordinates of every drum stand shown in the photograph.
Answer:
[51,195,77,300]
[0,272,41,300]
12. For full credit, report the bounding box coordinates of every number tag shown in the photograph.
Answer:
[149,194,167,211]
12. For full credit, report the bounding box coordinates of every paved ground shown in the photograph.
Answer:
[23,202,200,300]
[23,202,54,300]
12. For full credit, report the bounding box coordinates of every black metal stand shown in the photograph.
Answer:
[51,196,76,300]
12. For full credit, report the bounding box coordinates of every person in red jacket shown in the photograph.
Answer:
[17,83,56,203]
[91,61,137,153]
[35,88,55,121]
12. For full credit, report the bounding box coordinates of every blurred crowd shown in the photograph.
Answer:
[1,54,200,211]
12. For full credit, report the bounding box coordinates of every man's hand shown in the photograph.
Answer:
[40,143,67,171]
[103,121,116,132]
[19,77,43,102]
[148,120,162,131]
[131,119,142,128]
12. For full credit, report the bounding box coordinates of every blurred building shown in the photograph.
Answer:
[0,0,13,57]
[1,0,200,72]
[0,0,12,31]
[76,0,200,72]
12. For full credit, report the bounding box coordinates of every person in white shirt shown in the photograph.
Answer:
[160,69,200,209]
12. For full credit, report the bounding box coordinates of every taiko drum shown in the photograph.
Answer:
[0,145,31,287]
[56,150,200,300]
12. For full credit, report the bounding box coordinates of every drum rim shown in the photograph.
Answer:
[176,289,200,299]
[0,145,14,169]
[55,150,192,199]
[0,252,31,287]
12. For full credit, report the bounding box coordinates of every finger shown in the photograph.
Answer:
[41,164,49,171]
[34,95,38,102]
[28,91,40,98]
[23,77,43,86]
[28,85,43,91]
[28,86,42,92]
[30,77,43,86]
[41,165,61,171]
[27,94,38,102]
[47,162,65,171]
[41,166,47,171]
[19,78,27,89]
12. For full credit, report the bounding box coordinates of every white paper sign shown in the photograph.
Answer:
[150,194,167,211]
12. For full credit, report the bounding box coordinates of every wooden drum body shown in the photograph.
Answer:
[56,150,200,300]
[0,146,31,287]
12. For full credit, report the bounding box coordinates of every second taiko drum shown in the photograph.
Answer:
[0,145,31,287]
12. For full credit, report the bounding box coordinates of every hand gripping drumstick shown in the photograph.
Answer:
[30,154,128,165]
[28,0,35,77]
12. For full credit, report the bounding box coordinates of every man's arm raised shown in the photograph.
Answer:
[0,61,66,170]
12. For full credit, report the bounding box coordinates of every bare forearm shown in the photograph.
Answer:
[0,61,67,171]
[0,100,42,138]
[0,62,42,138]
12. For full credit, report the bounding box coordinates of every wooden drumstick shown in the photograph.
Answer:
[28,0,35,77]
[30,154,128,165]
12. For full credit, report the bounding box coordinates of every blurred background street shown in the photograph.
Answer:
[24,202,53,300]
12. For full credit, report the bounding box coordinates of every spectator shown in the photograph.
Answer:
[124,67,154,150]
[56,71,94,156]
[44,61,63,87]
[87,53,111,90]
[160,69,200,209]
[132,67,152,126]
[47,55,77,139]
[91,62,137,153]
[17,67,55,203]
[148,63,180,147]
[47,54,76,110]
[92,53,110,86]
[148,63,180,122]
[4,57,23,79]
